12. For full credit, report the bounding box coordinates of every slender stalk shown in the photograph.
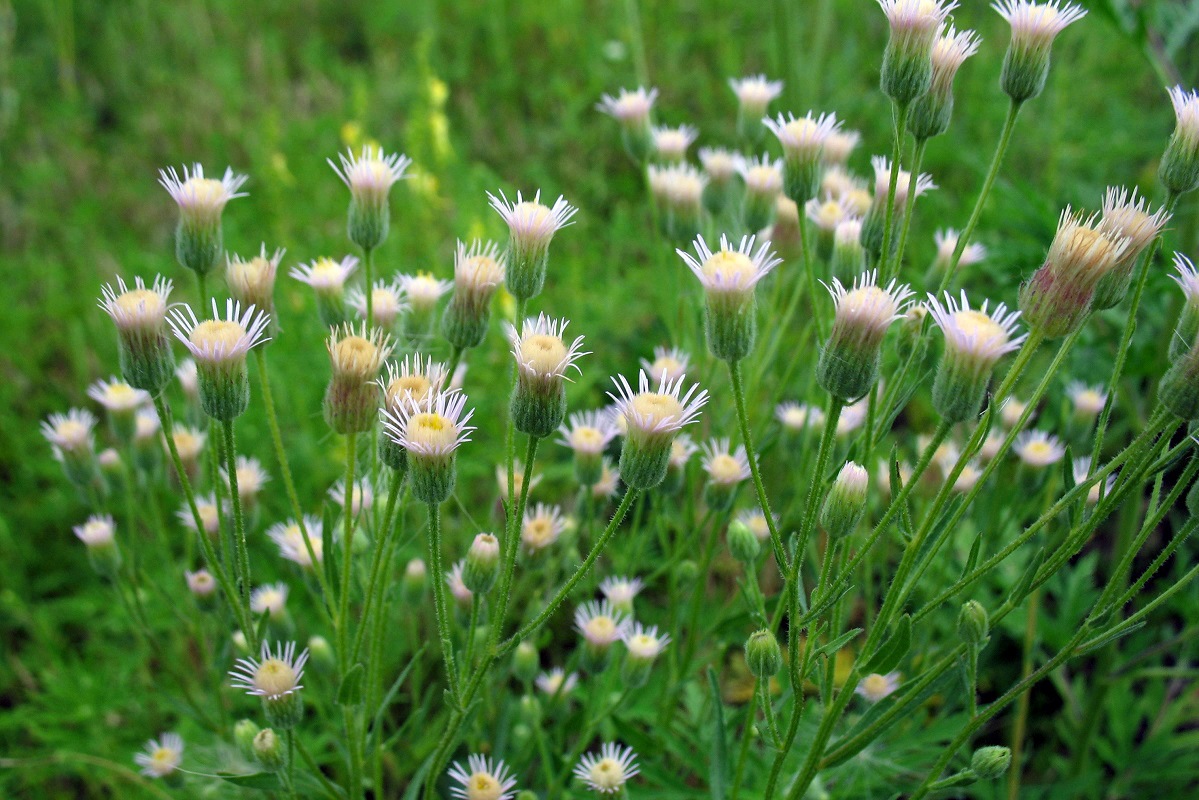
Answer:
[444,345,464,384]
[936,100,1022,294]
[730,687,760,800]
[343,705,362,800]
[338,431,358,670]
[490,435,540,648]
[352,469,404,662]
[503,488,639,653]
[1007,589,1040,799]
[885,138,927,283]
[425,500,460,701]
[463,595,481,681]
[222,418,251,613]
[878,102,910,272]
[254,349,331,611]
[152,395,251,638]
[729,359,789,574]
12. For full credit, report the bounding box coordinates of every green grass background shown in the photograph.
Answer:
[2,0,1197,795]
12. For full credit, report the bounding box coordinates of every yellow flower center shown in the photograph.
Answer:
[585,615,617,641]
[572,427,604,449]
[185,177,226,206]
[817,201,844,227]
[334,336,379,378]
[630,393,684,427]
[650,356,684,379]
[174,430,201,458]
[519,334,568,374]
[702,251,756,286]
[513,201,552,228]
[151,748,175,765]
[843,286,895,316]
[783,117,818,143]
[229,257,271,288]
[56,420,88,443]
[190,320,246,354]
[311,258,345,284]
[1025,442,1052,459]
[387,375,433,406]
[467,773,502,800]
[952,309,1006,349]
[589,758,625,789]
[863,674,889,695]
[115,288,165,320]
[408,412,457,450]
[198,504,219,533]
[254,658,298,697]
[708,454,743,483]
[523,518,555,547]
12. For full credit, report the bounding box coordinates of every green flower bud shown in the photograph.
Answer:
[971,745,1013,780]
[727,518,762,564]
[252,728,284,771]
[764,112,841,206]
[995,1,1086,104]
[957,600,989,646]
[233,719,260,760]
[878,0,952,105]
[513,641,540,684]
[746,629,783,679]
[820,462,869,539]
[463,533,501,594]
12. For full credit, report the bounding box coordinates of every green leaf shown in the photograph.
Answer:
[706,667,727,800]
[1012,547,1046,603]
[816,628,863,659]
[338,662,365,706]
[217,772,282,791]
[862,615,911,675]
[1078,621,1147,656]
[962,532,983,578]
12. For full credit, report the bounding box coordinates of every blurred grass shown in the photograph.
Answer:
[1,0,1195,794]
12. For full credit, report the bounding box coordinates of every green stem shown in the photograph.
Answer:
[222,418,252,616]
[1007,589,1040,799]
[152,395,250,638]
[936,100,1022,294]
[729,359,790,575]
[338,432,358,671]
[730,687,760,800]
[343,705,362,800]
[463,594,481,682]
[444,345,464,385]
[490,434,540,648]
[426,500,460,701]
[885,138,927,283]
[352,469,404,663]
[255,349,332,612]
[503,488,639,653]
[879,101,910,272]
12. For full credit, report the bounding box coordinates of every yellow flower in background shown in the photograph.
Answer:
[498,287,516,321]
[340,121,363,149]
[270,152,294,187]
[428,76,448,107]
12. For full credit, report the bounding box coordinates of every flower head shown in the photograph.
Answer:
[597,86,658,125]
[251,582,290,620]
[652,124,698,162]
[43,409,97,456]
[1073,456,1115,505]
[764,112,841,202]
[135,733,184,778]
[1162,86,1199,194]
[994,0,1087,101]
[933,228,987,271]
[622,622,671,660]
[226,245,285,314]
[329,478,374,517]
[382,390,475,501]
[600,576,644,613]
[819,271,914,400]
[536,667,579,697]
[823,130,861,165]
[186,569,217,597]
[1013,430,1065,467]
[559,409,621,456]
[729,75,784,116]
[699,147,739,184]
[574,743,640,794]
[268,517,325,568]
[640,346,692,385]
[776,401,825,431]
[489,189,578,300]
[170,298,271,366]
[448,754,518,800]
[870,156,937,210]
[701,438,751,486]
[575,599,631,647]
[609,370,708,488]
[328,145,412,205]
[291,256,359,294]
[399,272,453,314]
[230,640,308,700]
[521,503,567,552]
[87,377,149,415]
[159,163,247,222]
[74,514,116,548]
[1066,381,1107,418]
[855,671,901,702]
[348,279,408,329]
[444,239,507,348]
[678,233,781,300]
[927,291,1026,368]
[99,275,177,393]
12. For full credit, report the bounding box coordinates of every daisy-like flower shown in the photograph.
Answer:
[600,575,645,614]
[821,166,866,202]
[819,270,915,400]
[250,582,289,620]
[329,145,412,250]
[574,742,640,794]
[575,599,631,664]
[443,239,507,350]
[446,559,473,606]
[736,154,784,232]
[324,323,393,434]
[186,569,217,597]
[496,458,543,500]
[98,275,177,393]
[678,234,782,361]
[134,733,184,778]
[806,194,854,233]
[764,111,842,203]
[223,455,269,508]
[597,86,658,127]
[831,217,867,281]
[669,433,699,470]
[1094,187,1173,309]
[229,640,309,727]
[870,156,937,212]
[88,377,149,416]
[399,272,453,315]
[640,346,691,385]
[1019,207,1131,337]
[488,189,578,301]
[73,514,116,549]
[651,124,698,163]
[823,129,862,166]
[592,459,622,499]
[855,671,901,702]
[608,370,708,490]
[447,753,518,800]
[169,299,271,421]
[348,279,408,330]
[909,25,982,141]
[701,438,751,504]
[1073,456,1116,505]
[1013,430,1065,467]
[621,623,671,684]
[159,163,247,274]
[508,313,589,437]
[382,389,476,503]
[699,147,739,185]
[268,516,325,568]
[877,0,959,104]
[521,503,567,553]
[776,401,825,431]
[43,408,97,458]
[1067,381,1107,420]
[226,245,285,315]
[1162,86,1199,195]
[932,228,987,272]
[1171,253,1199,360]
[379,354,449,412]
[291,255,359,327]
[927,291,1026,422]
[993,1,1087,102]
[736,508,777,543]
[329,478,373,518]
[647,162,709,239]
[536,667,579,698]
[559,409,620,484]
[729,75,784,118]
